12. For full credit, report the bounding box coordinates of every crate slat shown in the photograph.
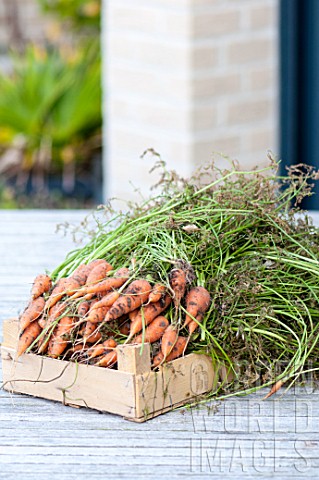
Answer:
[1,318,218,422]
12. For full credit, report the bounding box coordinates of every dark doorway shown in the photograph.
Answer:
[280,0,319,209]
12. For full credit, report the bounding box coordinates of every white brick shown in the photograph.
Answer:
[192,73,241,99]
[193,10,241,38]
[108,3,191,37]
[227,38,272,65]
[104,0,279,201]
[192,45,219,69]
[108,66,191,103]
[227,99,273,125]
[109,98,190,132]
[250,4,276,30]
[109,34,190,70]
[191,105,219,131]
[249,67,277,91]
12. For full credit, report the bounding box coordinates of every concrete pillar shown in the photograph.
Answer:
[102,0,278,202]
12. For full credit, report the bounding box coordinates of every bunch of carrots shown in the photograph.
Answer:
[15,156,319,401]
[17,258,211,369]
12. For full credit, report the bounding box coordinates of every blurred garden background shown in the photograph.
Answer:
[2,1,318,210]
[0,0,102,208]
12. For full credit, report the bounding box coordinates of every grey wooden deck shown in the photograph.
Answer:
[1,210,319,480]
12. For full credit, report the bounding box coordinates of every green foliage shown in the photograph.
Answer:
[38,0,101,32]
[0,42,101,179]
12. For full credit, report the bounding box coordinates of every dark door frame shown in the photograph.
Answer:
[280,0,319,209]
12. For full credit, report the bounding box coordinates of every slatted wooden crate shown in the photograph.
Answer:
[1,318,219,422]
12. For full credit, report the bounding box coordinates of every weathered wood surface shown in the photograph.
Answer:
[1,210,319,479]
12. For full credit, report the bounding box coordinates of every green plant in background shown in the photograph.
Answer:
[0,42,101,199]
[38,0,101,32]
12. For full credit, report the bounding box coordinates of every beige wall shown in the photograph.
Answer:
[103,0,279,202]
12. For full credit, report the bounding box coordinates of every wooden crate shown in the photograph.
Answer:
[1,318,219,422]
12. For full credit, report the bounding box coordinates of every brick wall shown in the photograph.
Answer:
[103,0,279,202]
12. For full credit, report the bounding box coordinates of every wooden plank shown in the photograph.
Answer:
[117,343,151,375]
[135,353,217,420]
[1,346,136,418]
[2,318,19,350]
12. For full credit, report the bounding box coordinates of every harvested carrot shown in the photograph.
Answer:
[37,302,66,354]
[77,301,90,317]
[129,294,171,338]
[83,322,102,343]
[86,305,109,324]
[38,316,46,329]
[31,274,52,300]
[153,336,188,367]
[96,350,117,368]
[71,264,91,286]
[85,260,113,286]
[19,296,45,332]
[119,319,131,336]
[88,339,117,360]
[86,259,107,271]
[17,321,42,358]
[161,324,179,358]
[135,316,169,344]
[46,302,66,328]
[183,286,211,329]
[47,316,74,358]
[128,309,140,321]
[263,379,284,399]
[72,267,130,300]
[85,330,102,343]
[45,277,80,310]
[90,290,120,311]
[104,279,152,323]
[148,283,166,303]
[187,316,202,336]
[169,268,186,309]
[67,343,87,354]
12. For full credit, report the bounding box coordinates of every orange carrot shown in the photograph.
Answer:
[45,277,80,309]
[47,316,74,358]
[86,259,107,271]
[128,309,140,321]
[104,279,151,323]
[129,294,171,338]
[183,286,211,329]
[19,296,45,332]
[38,316,46,329]
[169,268,186,309]
[263,379,284,399]
[72,267,129,300]
[161,324,179,358]
[83,322,102,343]
[31,274,52,299]
[119,319,131,336]
[134,316,169,344]
[89,290,120,311]
[37,302,66,354]
[77,301,90,317]
[148,283,166,303]
[153,336,187,366]
[88,339,117,360]
[71,264,91,286]
[67,343,87,355]
[96,350,117,368]
[17,321,42,358]
[187,316,202,336]
[85,261,113,286]
[86,305,109,324]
